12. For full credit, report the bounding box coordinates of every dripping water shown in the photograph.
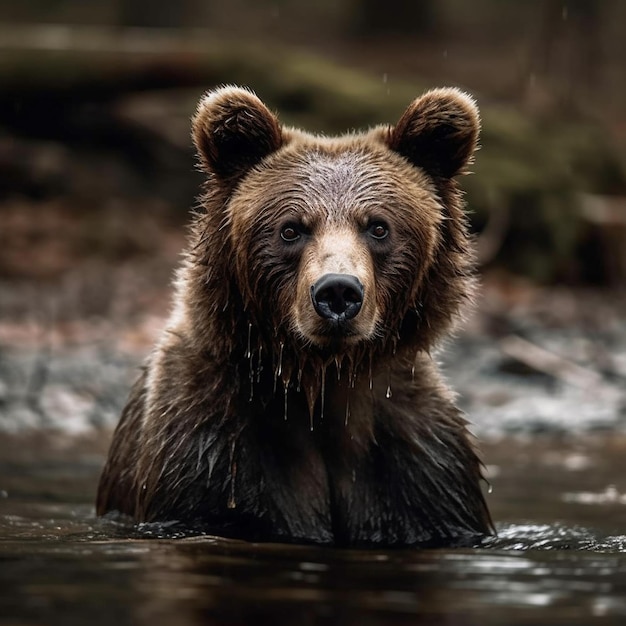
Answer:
[297,365,303,393]
[411,364,416,382]
[368,354,373,391]
[256,345,263,383]
[277,342,284,378]
[284,383,289,421]
[334,356,342,381]
[227,437,237,509]
[245,323,252,358]
[347,357,356,389]
[386,367,392,399]
[247,323,254,402]
[320,365,326,421]
[345,392,350,426]
[248,351,255,402]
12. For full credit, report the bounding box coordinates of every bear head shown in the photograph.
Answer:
[186,86,479,406]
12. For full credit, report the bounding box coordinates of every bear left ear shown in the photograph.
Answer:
[192,86,283,180]
[387,87,480,179]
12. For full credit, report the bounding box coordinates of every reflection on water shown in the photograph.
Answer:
[2,438,626,625]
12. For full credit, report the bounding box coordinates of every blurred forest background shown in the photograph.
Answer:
[1,0,626,350]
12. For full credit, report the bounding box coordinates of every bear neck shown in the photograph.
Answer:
[234,322,428,448]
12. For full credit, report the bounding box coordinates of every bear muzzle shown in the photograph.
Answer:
[311,273,364,328]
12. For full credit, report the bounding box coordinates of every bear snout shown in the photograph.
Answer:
[311,273,364,324]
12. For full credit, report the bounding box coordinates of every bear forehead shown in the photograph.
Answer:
[229,145,439,225]
[277,144,416,188]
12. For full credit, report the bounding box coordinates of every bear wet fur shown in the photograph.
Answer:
[96,86,493,546]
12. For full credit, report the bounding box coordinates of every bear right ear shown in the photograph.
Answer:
[192,86,283,180]
[387,87,480,179]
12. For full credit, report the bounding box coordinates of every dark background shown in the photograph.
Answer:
[0,1,625,438]
[2,0,626,284]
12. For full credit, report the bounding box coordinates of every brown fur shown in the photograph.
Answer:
[97,86,493,546]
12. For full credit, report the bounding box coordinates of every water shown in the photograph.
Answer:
[2,437,626,625]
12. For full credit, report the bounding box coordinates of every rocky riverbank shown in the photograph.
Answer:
[1,275,625,441]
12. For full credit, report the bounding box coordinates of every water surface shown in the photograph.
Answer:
[2,437,626,625]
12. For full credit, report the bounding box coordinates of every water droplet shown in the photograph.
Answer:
[386,384,392,399]
[284,383,289,421]
[297,366,303,392]
[368,355,373,391]
[411,364,416,382]
[487,481,493,495]
[245,323,252,358]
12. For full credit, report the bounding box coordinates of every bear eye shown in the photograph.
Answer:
[368,221,389,240]
[280,223,301,242]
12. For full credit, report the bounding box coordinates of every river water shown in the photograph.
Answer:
[2,436,626,625]
[2,288,626,624]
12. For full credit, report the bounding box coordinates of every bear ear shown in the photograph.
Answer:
[387,87,480,179]
[192,86,283,180]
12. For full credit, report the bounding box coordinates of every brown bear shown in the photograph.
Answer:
[96,85,493,546]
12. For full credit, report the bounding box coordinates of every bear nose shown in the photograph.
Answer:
[311,273,364,321]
